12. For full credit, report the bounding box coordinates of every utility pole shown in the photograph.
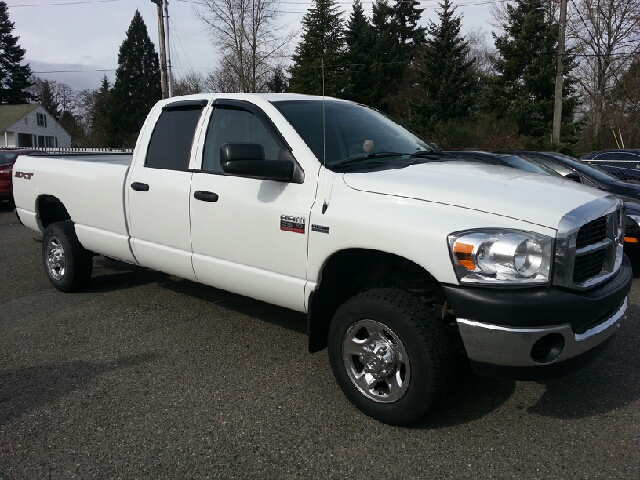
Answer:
[164,0,173,97]
[151,0,168,99]
[552,0,568,146]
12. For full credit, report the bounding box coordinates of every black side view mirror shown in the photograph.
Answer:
[220,143,295,182]
[565,172,581,183]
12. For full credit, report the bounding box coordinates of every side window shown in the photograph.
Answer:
[202,107,281,174]
[145,104,204,170]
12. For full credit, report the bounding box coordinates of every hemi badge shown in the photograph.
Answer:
[312,224,329,234]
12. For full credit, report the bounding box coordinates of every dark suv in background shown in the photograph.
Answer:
[582,149,640,182]
[497,151,640,261]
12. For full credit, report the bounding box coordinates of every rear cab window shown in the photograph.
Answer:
[145,100,208,170]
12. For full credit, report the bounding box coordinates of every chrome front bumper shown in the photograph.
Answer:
[456,297,627,368]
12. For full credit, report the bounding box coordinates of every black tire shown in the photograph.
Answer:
[42,220,93,292]
[328,288,451,426]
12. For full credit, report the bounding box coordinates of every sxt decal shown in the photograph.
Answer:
[15,171,34,180]
[312,224,329,234]
[281,214,305,234]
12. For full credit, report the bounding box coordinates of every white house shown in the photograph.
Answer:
[0,104,71,148]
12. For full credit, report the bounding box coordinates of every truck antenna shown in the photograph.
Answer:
[322,59,328,214]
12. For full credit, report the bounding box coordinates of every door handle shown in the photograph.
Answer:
[194,190,219,202]
[131,182,149,191]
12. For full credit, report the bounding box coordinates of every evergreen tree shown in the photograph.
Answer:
[109,10,161,147]
[369,0,425,112]
[38,80,60,120]
[391,0,425,52]
[343,0,375,105]
[487,0,577,140]
[369,1,400,111]
[415,0,476,128]
[288,0,345,97]
[0,1,33,104]
[59,111,86,147]
[266,67,288,93]
[90,75,113,147]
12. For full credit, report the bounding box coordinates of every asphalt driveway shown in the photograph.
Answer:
[1,202,638,479]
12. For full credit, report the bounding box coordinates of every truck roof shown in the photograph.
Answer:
[159,92,347,106]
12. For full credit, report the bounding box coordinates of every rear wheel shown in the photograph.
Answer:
[42,221,93,292]
[328,288,451,426]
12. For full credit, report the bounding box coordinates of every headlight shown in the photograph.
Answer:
[448,229,553,285]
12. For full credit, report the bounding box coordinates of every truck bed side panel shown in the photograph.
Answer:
[13,155,136,263]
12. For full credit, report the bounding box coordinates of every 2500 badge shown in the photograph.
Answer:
[280,214,305,234]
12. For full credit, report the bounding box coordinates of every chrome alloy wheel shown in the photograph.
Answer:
[342,319,411,403]
[45,235,66,281]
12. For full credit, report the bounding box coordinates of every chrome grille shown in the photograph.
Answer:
[554,196,624,290]
[575,216,607,249]
[573,249,606,284]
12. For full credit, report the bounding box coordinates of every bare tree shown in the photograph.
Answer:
[195,0,295,93]
[173,70,207,95]
[465,28,495,77]
[568,0,640,144]
[74,89,98,136]
[55,83,76,114]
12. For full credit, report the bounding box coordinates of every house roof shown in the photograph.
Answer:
[0,104,39,130]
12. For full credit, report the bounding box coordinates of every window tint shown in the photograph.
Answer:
[521,155,575,176]
[500,155,561,176]
[145,105,204,170]
[202,107,281,173]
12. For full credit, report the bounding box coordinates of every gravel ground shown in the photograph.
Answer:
[1,202,638,479]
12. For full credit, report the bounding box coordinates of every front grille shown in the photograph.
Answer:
[576,216,607,249]
[554,198,622,290]
[573,249,606,283]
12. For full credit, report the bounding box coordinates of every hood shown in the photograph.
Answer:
[342,162,608,230]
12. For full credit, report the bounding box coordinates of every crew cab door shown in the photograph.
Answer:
[126,100,207,279]
[189,100,315,312]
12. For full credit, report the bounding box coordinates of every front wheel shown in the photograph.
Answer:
[42,221,93,292]
[328,288,451,426]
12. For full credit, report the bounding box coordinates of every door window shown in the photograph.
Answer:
[145,102,206,171]
[202,107,281,174]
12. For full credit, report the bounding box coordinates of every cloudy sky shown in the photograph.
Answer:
[9,0,494,92]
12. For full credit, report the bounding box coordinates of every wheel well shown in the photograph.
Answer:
[37,195,71,229]
[307,249,445,353]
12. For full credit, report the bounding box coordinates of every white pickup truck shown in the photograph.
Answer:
[13,94,632,425]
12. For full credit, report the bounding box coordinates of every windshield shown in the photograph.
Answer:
[543,153,618,183]
[500,155,563,176]
[272,100,432,169]
[0,152,18,165]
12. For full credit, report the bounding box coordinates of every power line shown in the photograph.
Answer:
[11,0,124,7]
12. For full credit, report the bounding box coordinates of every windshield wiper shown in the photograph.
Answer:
[331,152,405,170]
[407,150,453,159]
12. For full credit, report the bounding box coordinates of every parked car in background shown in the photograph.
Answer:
[445,150,568,178]
[0,149,47,204]
[499,151,640,256]
[501,151,640,201]
[582,150,640,183]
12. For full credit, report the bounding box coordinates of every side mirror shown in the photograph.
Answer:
[566,172,581,183]
[220,143,295,182]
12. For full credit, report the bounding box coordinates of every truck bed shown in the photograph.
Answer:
[41,153,133,165]
[14,152,136,263]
